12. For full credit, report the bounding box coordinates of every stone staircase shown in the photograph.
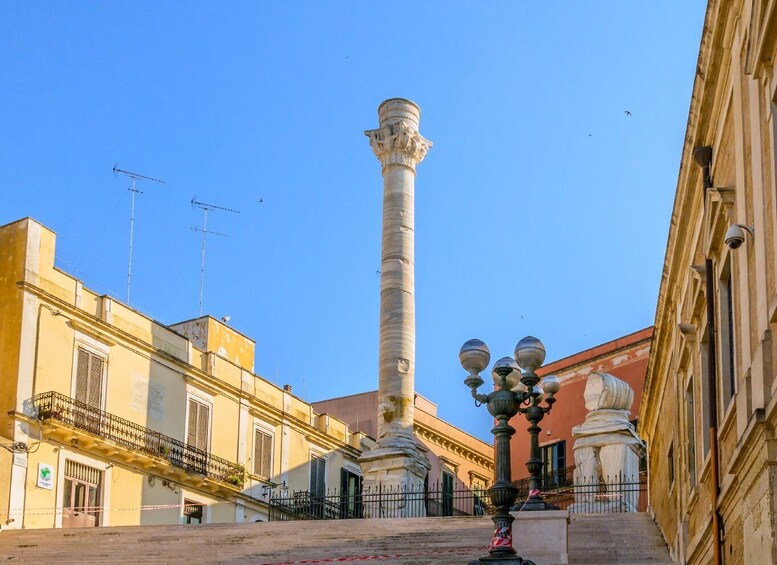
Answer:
[569,513,673,564]
[0,513,672,564]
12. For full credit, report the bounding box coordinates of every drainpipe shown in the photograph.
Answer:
[693,145,723,565]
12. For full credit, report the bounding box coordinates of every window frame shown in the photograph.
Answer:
[70,335,109,411]
[252,424,274,480]
[185,393,213,453]
[309,451,327,498]
[718,259,736,408]
[685,374,697,487]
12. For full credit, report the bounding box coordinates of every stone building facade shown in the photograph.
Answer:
[510,328,651,482]
[0,217,373,529]
[640,1,777,563]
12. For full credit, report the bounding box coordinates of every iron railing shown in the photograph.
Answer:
[34,391,245,488]
[514,467,647,513]
[268,483,491,521]
[514,465,576,496]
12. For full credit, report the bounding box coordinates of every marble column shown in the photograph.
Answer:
[359,99,431,506]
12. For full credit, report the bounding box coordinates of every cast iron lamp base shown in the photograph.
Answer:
[512,497,560,512]
[469,557,536,564]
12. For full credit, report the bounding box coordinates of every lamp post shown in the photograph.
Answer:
[459,336,560,564]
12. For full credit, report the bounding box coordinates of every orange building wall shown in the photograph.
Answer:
[510,327,652,480]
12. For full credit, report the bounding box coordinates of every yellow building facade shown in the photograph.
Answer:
[0,217,372,529]
[640,1,777,563]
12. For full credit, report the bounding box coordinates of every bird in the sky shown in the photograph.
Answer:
[259,198,264,203]
[624,110,632,116]
[588,133,592,137]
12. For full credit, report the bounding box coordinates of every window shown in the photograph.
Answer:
[187,398,210,451]
[668,443,675,487]
[186,398,210,474]
[719,267,736,406]
[74,347,104,409]
[183,499,204,524]
[253,429,272,479]
[700,334,711,456]
[310,455,326,497]
[540,440,567,486]
[686,377,697,486]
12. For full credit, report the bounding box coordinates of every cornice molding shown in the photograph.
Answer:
[414,421,493,471]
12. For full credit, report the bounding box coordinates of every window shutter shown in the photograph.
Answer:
[75,349,89,404]
[88,355,104,408]
[261,433,272,478]
[253,430,261,475]
[315,457,325,496]
[187,399,199,447]
[253,430,272,478]
[197,402,209,451]
[310,457,325,495]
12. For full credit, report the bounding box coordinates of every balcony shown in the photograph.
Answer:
[34,391,246,494]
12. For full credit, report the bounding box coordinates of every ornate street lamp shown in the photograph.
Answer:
[460,336,560,565]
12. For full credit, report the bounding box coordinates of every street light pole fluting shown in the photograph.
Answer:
[459,336,561,564]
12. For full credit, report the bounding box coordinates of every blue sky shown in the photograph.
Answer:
[1,2,706,442]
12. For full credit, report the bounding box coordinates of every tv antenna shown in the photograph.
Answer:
[113,164,165,304]
[190,197,240,316]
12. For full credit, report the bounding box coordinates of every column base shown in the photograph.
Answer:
[358,444,430,518]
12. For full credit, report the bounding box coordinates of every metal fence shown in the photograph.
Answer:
[514,466,647,513]
[35,391,245,488]
[269,483,491,521]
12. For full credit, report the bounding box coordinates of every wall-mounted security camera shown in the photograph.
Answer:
[724,223,754,249]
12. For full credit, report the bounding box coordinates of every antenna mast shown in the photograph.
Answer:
[113,165,165,304]
[190,198,240,316]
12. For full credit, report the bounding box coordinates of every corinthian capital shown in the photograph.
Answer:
[365,120,433,170]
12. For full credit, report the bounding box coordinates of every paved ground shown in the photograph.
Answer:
[0,513,673,564]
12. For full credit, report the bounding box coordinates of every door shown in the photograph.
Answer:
[62,460,102,528]
[442,471,454,516]
[540,440,567,487]
[309,456,326,518]
[339,468,362,518]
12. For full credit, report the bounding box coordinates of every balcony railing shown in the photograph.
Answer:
[34,391,245,489]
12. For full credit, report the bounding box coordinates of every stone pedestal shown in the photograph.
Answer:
[505,510,570,565]
[360,98,431,494]
[359,447,430,518]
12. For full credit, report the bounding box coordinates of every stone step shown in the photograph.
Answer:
[0,513,673,564]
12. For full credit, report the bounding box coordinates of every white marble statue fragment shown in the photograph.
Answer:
[570,372,645,512]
